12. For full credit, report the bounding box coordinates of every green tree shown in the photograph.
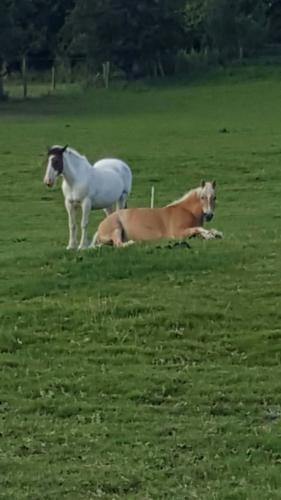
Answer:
[236,0,268,59]
[205,0,238,60]
[62,0,186,78]
[9,0,75,96]
[11,0,46,97]
[184,0,208,51]
[265,0,281,43]
[0,0,14,98]
[205,0,267,61]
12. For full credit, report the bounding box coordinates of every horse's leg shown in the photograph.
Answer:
[78,198,92,250]
[181,227,218,240]
[209,228,224,238]
[91,224,133,248]
[90,231,100,248]
[91,213,131,248]
[111,225,124,247]
[103,205,115,216]
[65,199,78,250]
[111,230,134,248]
[122,240,135,247]
[109,218,131,247]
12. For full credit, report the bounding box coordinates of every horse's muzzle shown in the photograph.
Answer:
[44,178,54,188]
[204,212,213,222]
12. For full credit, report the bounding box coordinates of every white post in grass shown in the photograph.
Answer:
[150,185,155,208]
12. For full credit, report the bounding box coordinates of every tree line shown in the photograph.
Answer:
[1,0,281,97]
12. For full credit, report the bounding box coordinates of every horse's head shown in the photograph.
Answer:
[199,180,217,222]
[43,145,68,187]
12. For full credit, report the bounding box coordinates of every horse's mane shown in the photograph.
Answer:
[66,147,92,167]
[167,187,201,206]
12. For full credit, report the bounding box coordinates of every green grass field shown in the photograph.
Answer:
[1,70,281,499]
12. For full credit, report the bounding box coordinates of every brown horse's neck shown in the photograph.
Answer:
[173,190,204,224]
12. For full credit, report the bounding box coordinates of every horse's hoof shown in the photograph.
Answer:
[210,229,224,239]
[201,231,215,240]
[66,245,77,250]
[123,240,135,247]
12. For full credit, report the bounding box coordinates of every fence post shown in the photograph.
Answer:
[22,55,28,98]
[0,60,5,99]
[51,63,56,91]
[102,61,110,89]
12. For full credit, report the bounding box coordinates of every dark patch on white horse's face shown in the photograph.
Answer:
[47,146,66,175]
[44,145,68,187]
[200,181,217,222]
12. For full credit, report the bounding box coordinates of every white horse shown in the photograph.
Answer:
[43,145,132,249]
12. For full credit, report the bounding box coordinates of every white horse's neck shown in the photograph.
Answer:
[62,148,91,187]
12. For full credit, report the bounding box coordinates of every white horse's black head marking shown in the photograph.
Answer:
[44,144,68,187]
[47,145,68,175]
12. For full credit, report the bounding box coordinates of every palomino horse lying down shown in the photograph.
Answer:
[92,181,223,247]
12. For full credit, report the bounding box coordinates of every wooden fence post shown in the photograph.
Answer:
[22,55,28,98]
[0,60,5,99]
[102,61,110,89]
[51,63,56,91]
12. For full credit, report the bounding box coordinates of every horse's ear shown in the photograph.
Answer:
[201,179,206,188]
[62,144,68,153]
[212,180,216,188]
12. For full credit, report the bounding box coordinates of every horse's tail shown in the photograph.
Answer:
[121,162,133,195]
[118,190,129,209]
[123,195,128,209]
[92,212,127,247]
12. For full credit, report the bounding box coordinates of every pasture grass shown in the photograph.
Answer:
[1,70,281,499]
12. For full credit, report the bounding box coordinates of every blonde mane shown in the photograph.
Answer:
[167,187,202,207]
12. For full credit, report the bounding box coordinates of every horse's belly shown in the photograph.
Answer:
[62,172,127,208]
[128,227,164,241]
[90,193,120,209]
[89,183,124,208]
[122,209,166,241]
